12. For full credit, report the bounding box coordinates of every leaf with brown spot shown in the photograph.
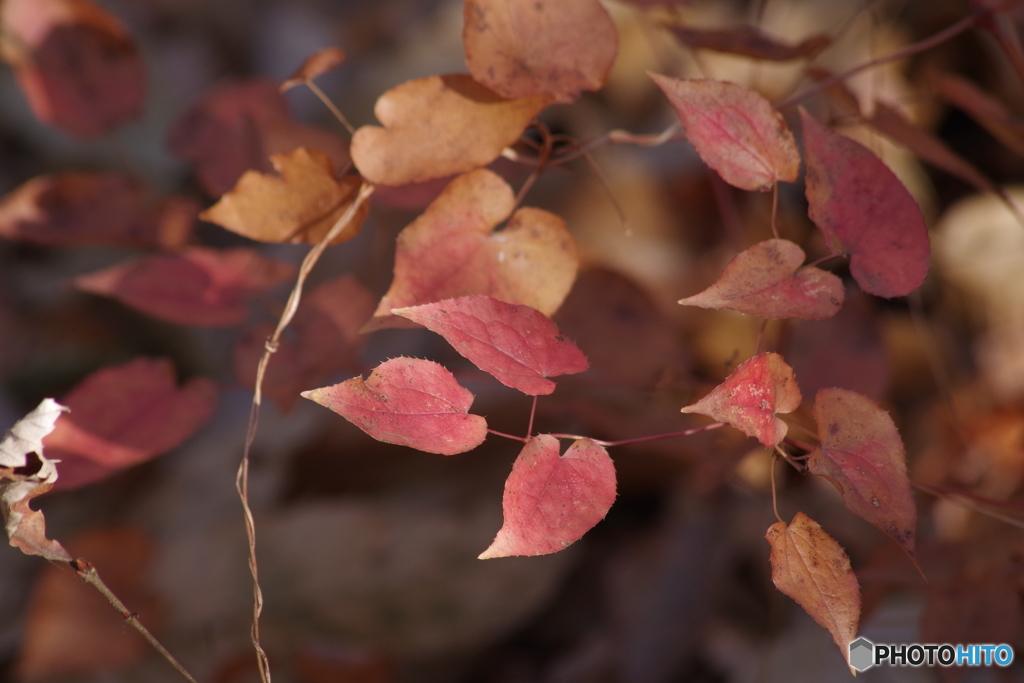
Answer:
[463,0,618,102]
[766,512,860,671]
[281,47,346,91]
[808,388,917,556]
[667,24,831,61]
[363,169,578,331]
[350,74,550,186]
[678,239,843,319]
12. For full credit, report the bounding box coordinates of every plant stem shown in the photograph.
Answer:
[305,80,356,135]
[769,454,783,523]
[526,396,538,439]
[913,481,1024,531]
[549,421,727,447]
[488,428,528,443]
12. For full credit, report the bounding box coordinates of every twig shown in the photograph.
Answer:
[581,151,632,236]
[769,453,783,523]
[548,421,726,447]
[304,80,356,135]
[912,481,1024,531]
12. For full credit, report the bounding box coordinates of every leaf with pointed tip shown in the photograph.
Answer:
[480,436,616,558]
[394,296,588,395]
[801,109,930,297]
[351,74,550,186]
[74,247,296,327]
[668,24,831,61]
[808,388,916,556]
[364,169,578,332]
[463,0,618,102]
[681,352,800,447]
[679,239,843,319]
[649,75,800,191]
[281,47,346,91]
[766,512,860,672]
[301,357,487,455]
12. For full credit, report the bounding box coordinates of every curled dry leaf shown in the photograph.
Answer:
[200,148,367,245]
[281,47,346,91]
[302,357,488,455]
[393,295,588,396]
[480,436,616,558]
[649,75,800,191]
[808,388,916,556]
[463,0,618,102]
[364,169,578,331]
[43,358,218,490]
[678,239,843,319]
[350,74,550,186]
[667,24,831,61]
[0,399,71,561]
[74,247,296,327]
[0,172,196,249]
[681,351,801,447]
[801,109,930,298]
[0,0,145,139]
[766,512,860,671]
[234,275,375,413]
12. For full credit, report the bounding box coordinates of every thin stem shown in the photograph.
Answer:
[526,396,538,439]
[769,454,783,523]
[488,428,529,443]
[512,123,552,210]
[986,12,1024,90]
[754,318,769,355]
[913,481,1024,531]
[72,560,197,683]
[548,421,726,447]
[582,151,632,236]
[548,123,684,167]
[770,183,779,239]
[305,80,356,135]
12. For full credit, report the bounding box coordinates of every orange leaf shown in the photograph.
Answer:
[649,75,800,191]
[681,352,801,447]
[678,239,843,319]
[463,0,618,102]
[350,74,550,186]
[200,148,367,245]
[808,388,917,556]
[281,47,346,91]
[363,169,578,331]
[667,24,831,61]
[766,512,860,671]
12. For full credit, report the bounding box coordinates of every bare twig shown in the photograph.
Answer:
[304,80,356,135]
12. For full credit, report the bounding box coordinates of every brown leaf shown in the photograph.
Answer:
[668,24,831,61]
[0,0,145,139]
[364,169,578,331]
[281,47,346,91]
[678,239,844,319]
[766,512,860,671]
[463,0,618,102]
[932,71,1024,158]
[350,74,550,186]
[200,148,367,245]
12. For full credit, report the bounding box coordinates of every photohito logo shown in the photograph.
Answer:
[849,637,1014,672]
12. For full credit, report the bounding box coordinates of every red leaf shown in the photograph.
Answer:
[74,247,295,327]
[681,352,801,447]
[0,0,145,139]
[766,512,861,671]
[393,296,588,396]
[649,75,800,191]
[479,436,616,558]
[678,239,843,319]
[363,169,578,332]
[301,357,488,455]
[167,79,350,197]
[668,24,831,61]
[808,388,917,556]
[0,172,196,249]
[43,358,218,490]
[463,0,618,102]
[801,109,930,297]
[281,47,346,91]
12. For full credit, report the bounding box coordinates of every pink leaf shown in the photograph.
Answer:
[649,75,800,191]
[681,352,801,447]
[678,239,843,319]
[393,296,588,395]
[301,357,488,455]
[801,109,930,297]
[480,436,616,558]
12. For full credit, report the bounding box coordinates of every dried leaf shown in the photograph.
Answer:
[393,295,588,395]
[479,436,616,558]
[43,358,217,490]
[808,388,916,556]
[200,148,367,245]
[801,109,930,298]
[350,74,550,186]
[74,247,296,327]
[649,75,800,191]
[364,169,578,331]
[681,351,801,447]
[281,47,346,91]
[234,275,375,412]
[302,357,488,455]
[932,71,1024,158]
[0,399,71,562]
[463,0,618,102]
[766,512,860,670]
[0,0,145,139]
[678,239,843,319]
[668,24,831,61]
